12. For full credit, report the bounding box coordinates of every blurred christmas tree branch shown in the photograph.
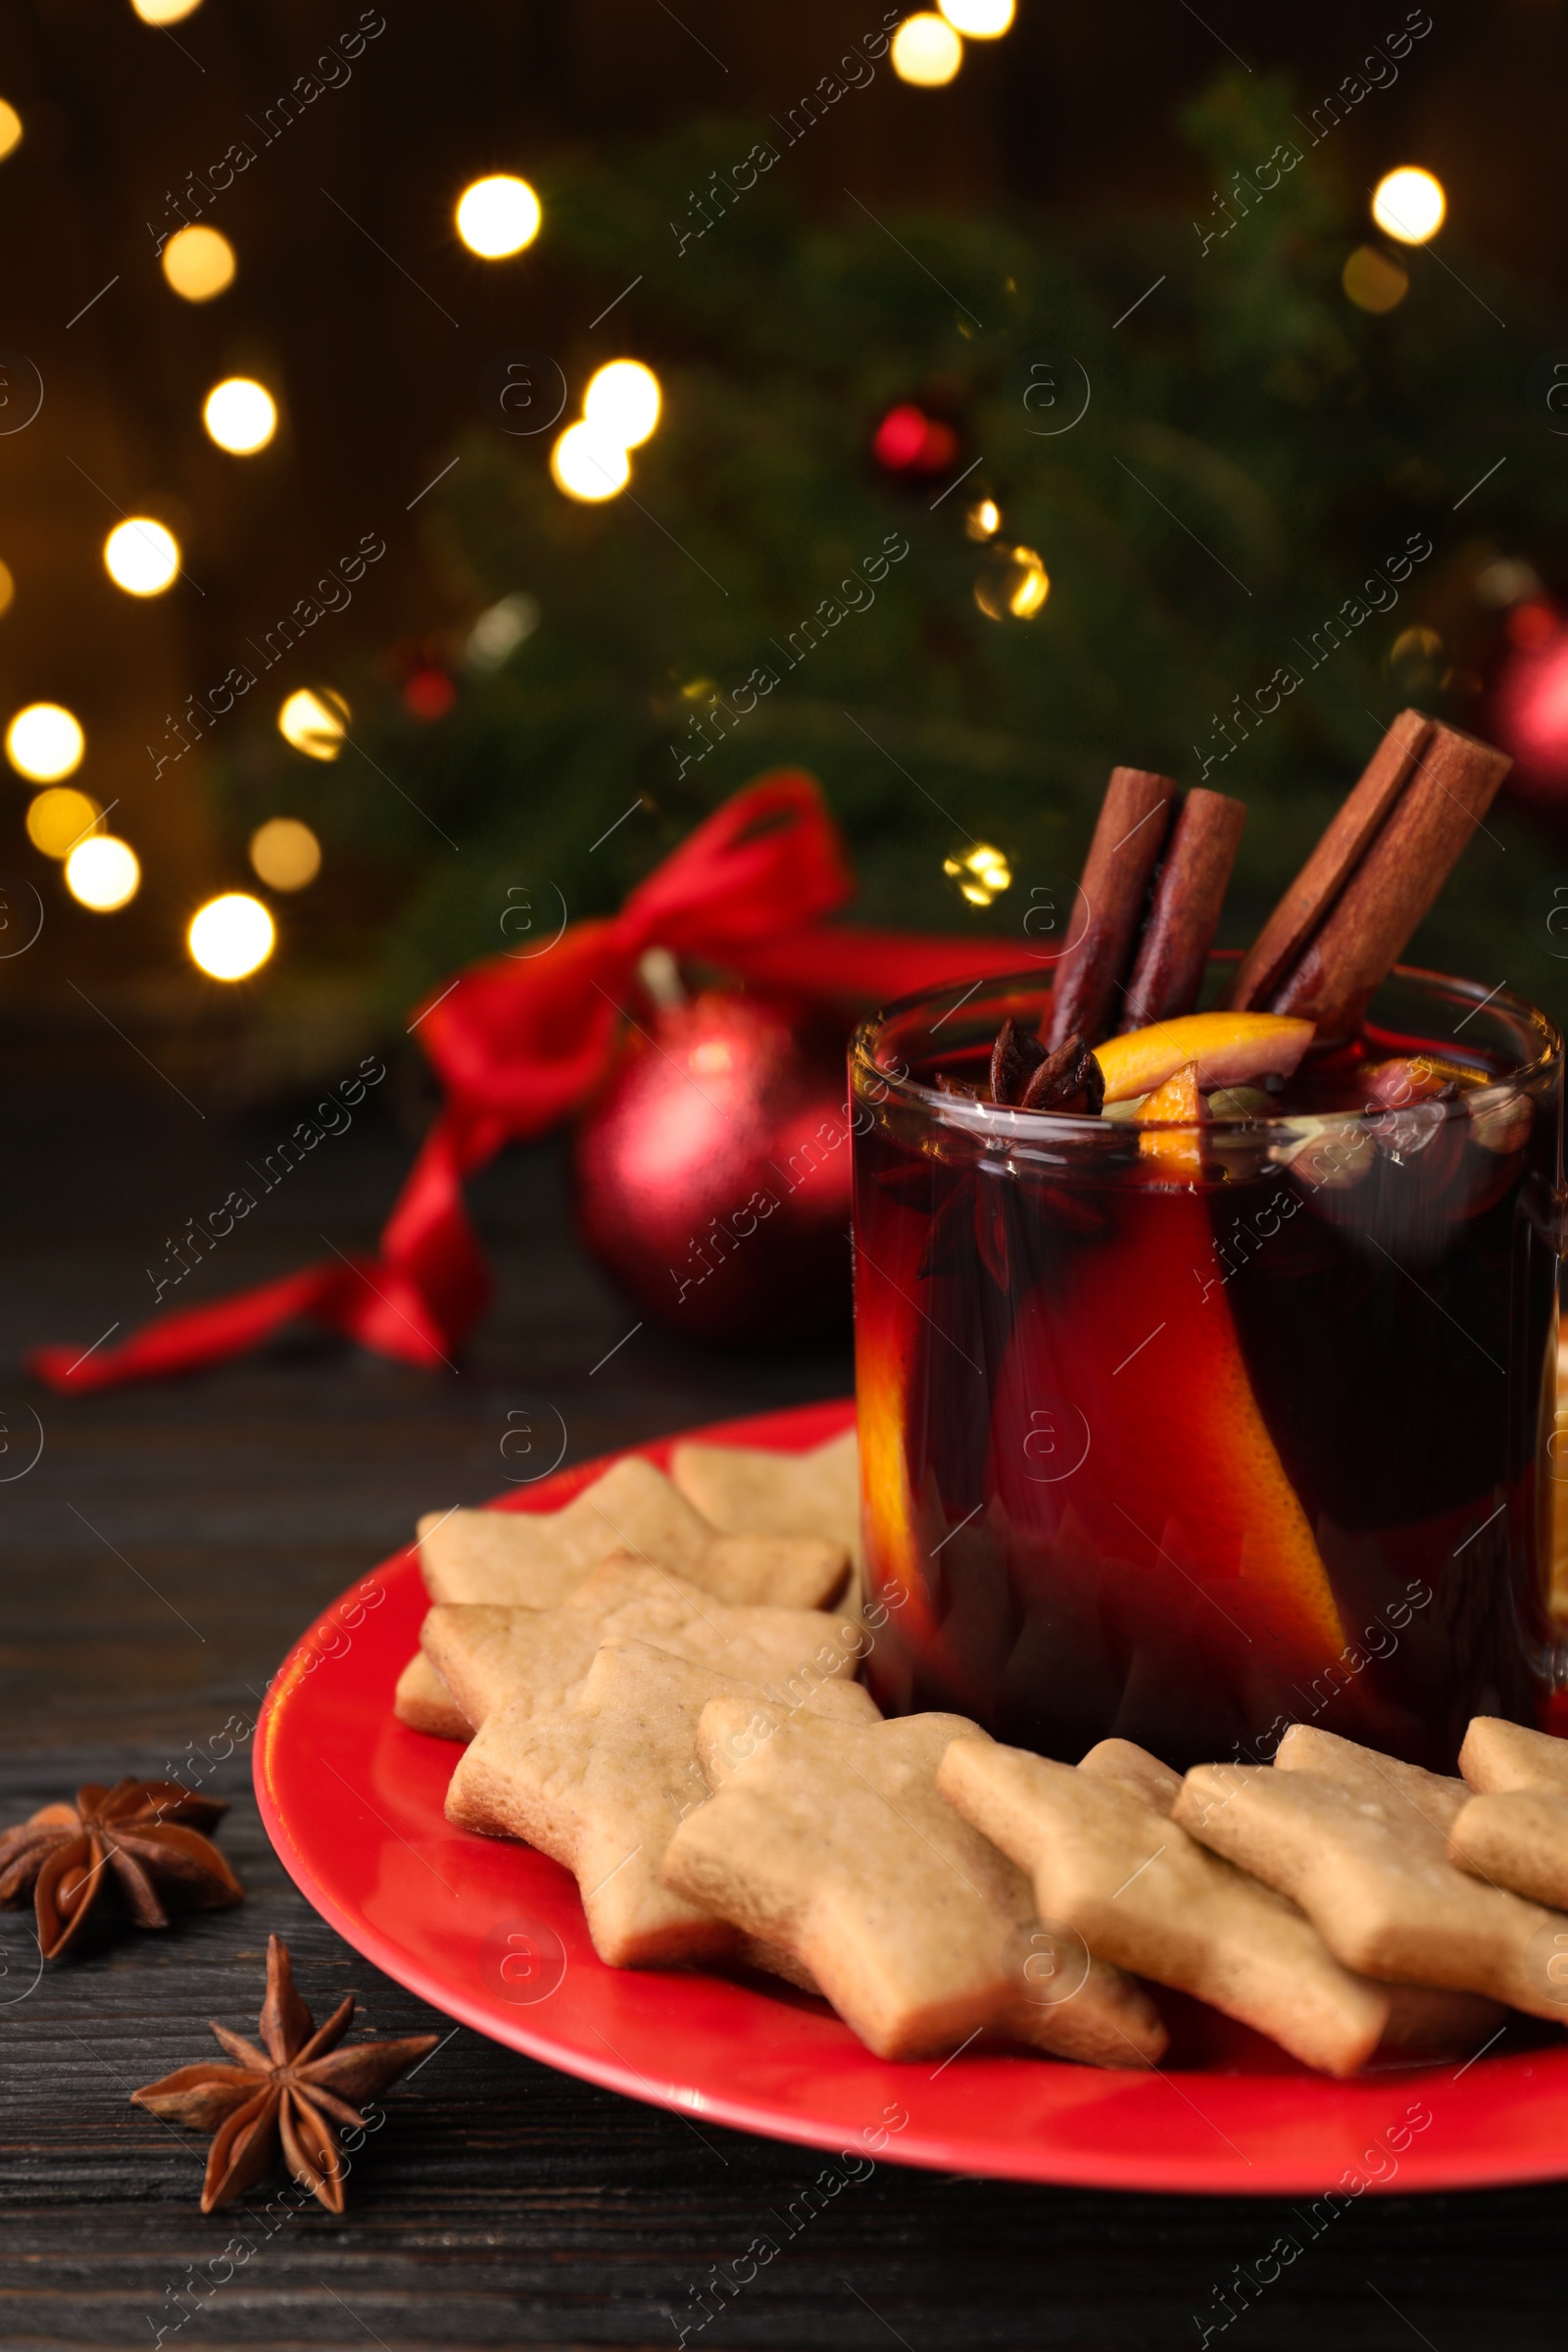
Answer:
[221,70,1568,1028]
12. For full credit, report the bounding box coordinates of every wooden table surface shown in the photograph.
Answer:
[3,1080,1565,2350]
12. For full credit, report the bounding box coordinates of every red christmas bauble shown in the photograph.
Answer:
[573,987,854,1345]
[404,666,457,721]
[1492,611,1568,798]
[871,403,960,476]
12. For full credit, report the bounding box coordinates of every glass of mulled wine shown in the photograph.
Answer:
[850,959,1563,1774]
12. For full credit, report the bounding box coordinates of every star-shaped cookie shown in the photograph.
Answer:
[397,1456,852,1737]
[1072,1736,1497,2058]
[940,1737,1395,2076]
[1175,1739,1568,2019]
[1440,1720,1568,1912]
[417,1455,849,1611]
[422,1554,863,1739]
[1459,1716,1568,1797]
[669,1428,861,1565]
[663,1705,1167,2066]
[447,1639,879,1968]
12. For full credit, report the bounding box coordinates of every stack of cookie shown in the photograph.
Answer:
[397,1435,1568,2076]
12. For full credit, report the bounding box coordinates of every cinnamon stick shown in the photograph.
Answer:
[1226,709,1434,1011]
[1269,717,1511,1039]
[1117,788,1247,1031]
[1046,765,1176,1049]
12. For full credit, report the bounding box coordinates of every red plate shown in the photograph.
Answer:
[255,1397,1568,2195]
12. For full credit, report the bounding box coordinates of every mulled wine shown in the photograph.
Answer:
[851,965,1563,1773]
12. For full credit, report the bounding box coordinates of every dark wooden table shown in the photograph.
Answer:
[3,1079,1566,2350]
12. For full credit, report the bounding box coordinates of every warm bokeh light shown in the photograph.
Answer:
[1342,244,1409,314]
[277,687,348,760]
[0,100,22,162]
[965,498,1002,540]
[1371,167,1446,245]
[162,222,235,302]
[464,591,540,671]
[583,360,662,450]
[6,702,84,781]
[944,842,1012,906]
[104,517,180,596]
[65,835,139,911]
[203,376,277,454]
[25,787,99,859]
[249,815,321,891]
[456,174,541,258]
[189,892,275,980]
[0,560,14,615]
[891,13,963,85]
[975,545,1050,620]
[130,0,203,19]
[940,0,1014,32]
[551,421,631,502]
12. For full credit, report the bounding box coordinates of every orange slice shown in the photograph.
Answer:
[1138,1060,1204,1177]
[1097,1012,1314,1104]
[993,1186,1345,1673]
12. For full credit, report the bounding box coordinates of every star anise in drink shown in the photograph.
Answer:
[132,1934,439,2214]
[0,1778,242,1960]
[989,1017,1104,1113]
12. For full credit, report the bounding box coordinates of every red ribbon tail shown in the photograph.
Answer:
[26,1242,473,1396]
[27,1265,356,1396]
[24,776,1027,1396]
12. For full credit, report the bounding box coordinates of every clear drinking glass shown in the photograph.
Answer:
[850,958,1563,1772]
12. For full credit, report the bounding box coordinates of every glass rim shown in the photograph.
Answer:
[849,956,1564,1141]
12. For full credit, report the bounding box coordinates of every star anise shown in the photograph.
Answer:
[0,1778,242,1960]
[132,1933,439,2214]
[989,1017,1104,1113]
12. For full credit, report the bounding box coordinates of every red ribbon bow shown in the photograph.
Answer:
[31,772,1026,1394]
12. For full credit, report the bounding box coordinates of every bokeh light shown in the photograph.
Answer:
[189,892,275,980]
[551,421,631,502]
[1371,167,1446,245]
[203,376,277,454]
[940,0,1014,32]
[975,545,1050,620]
[0,101,22,162]
[891,13,963,85]
[871,403,959,474]
[104,517,180,596]
[249,816,321,891]
[583,360,662,450]
[944,843,1012,906]
[456,174,541,258]
[25,787,99,859]
[66,835,139,911]
[130,0,202,19]
[464,591,540,672]
[277,687,348,760]
[965,498,1002,540]
[162,223,235,302]
[0,561,15,615]
[6,702,84,781]
[1342,244,1409,314]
